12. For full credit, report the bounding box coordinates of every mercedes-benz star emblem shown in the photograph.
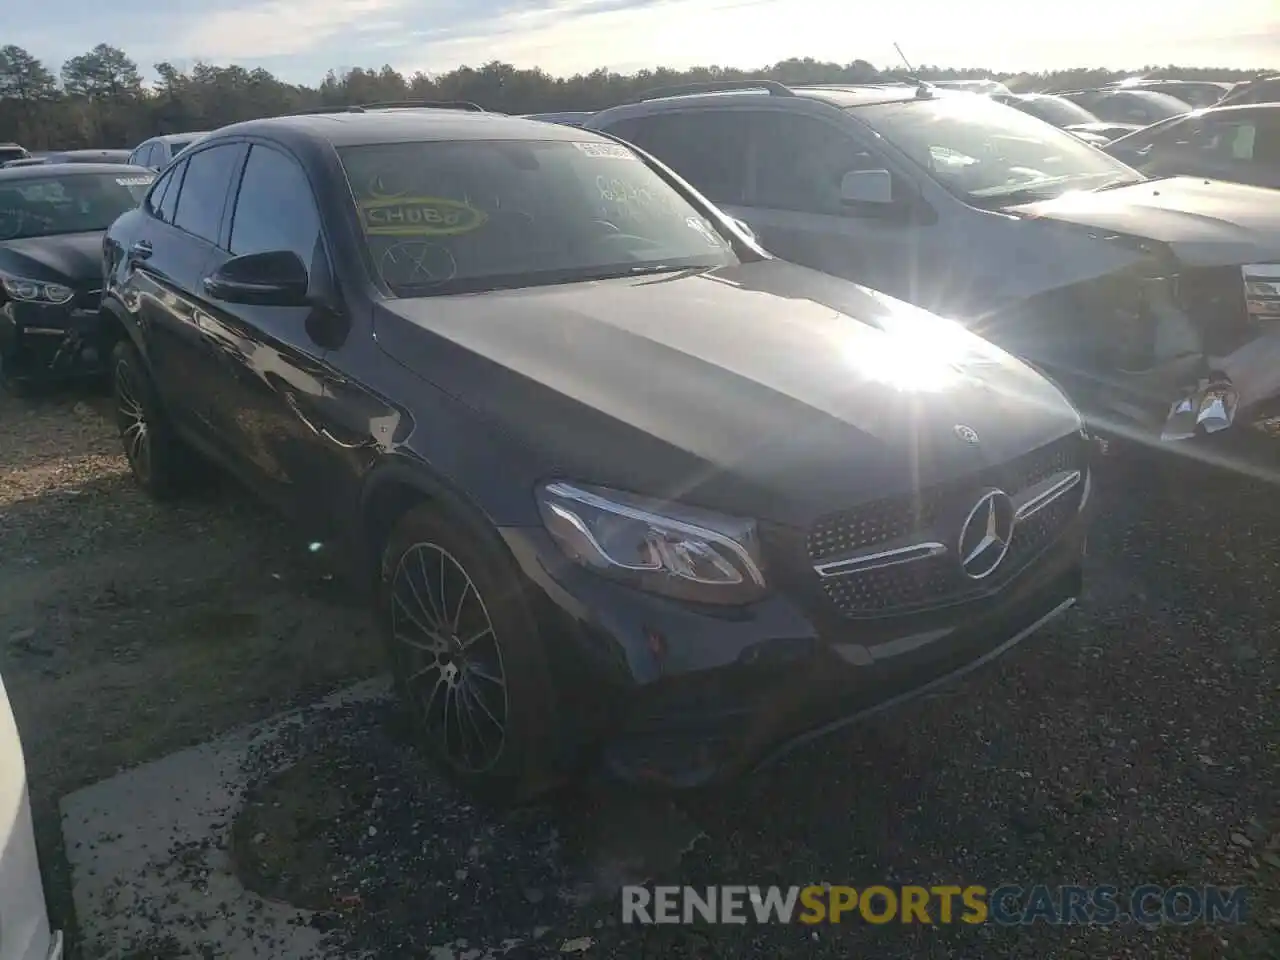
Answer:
[954,424,980,445]
[957,489,1015,579]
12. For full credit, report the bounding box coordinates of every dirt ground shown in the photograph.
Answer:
[3,387,1279,959]
[0,389,382,956]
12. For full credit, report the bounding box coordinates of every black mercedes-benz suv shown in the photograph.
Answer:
[101,104,1092,798]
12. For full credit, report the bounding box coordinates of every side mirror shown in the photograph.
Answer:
[729,217,756,242]
[203,250,310,306]
[840,169,894,205]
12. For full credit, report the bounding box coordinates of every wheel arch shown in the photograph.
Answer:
[99,296,146,359]
[359,458,510,586]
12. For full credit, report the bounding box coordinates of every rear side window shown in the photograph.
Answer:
[172,144,242,244]
[145,163,179,221]
[624,111,750,204]
[229,144,321,263]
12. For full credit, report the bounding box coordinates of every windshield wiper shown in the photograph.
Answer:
[1093,175,1146,192]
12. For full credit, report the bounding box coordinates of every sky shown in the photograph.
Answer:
[10,0,1280,85]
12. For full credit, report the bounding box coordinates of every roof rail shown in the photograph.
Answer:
[637,80,794,100]
[298,100,486,115]
[359,99,486,112]
[301,104,364,114]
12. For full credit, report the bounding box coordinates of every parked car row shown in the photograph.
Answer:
[0,99,1091,801]
[585,81,1280,468]
[1,87,1277,805]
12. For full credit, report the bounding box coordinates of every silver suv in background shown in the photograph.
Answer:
[587,80,1280,470]
[126,132,209,170]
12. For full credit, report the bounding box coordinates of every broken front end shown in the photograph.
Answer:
[0,281,109,392]
[984,247,1280,476]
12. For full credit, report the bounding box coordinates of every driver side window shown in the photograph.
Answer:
[749,112,898,216]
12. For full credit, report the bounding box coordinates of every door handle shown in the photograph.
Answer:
[129,241,153,261]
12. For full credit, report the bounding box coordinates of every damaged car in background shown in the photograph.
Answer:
[588,81,1280,475]
[0,163,155,394]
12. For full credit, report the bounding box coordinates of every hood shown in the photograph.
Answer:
[374,260,1080,524]
[0,231,104,285]
[1008,177,1280,267]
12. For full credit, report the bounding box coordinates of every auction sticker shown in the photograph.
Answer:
[358,197,488,237]
[572,142,637,161]
[116,176,155,186]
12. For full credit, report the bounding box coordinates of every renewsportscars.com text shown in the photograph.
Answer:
[621,884,1249,926]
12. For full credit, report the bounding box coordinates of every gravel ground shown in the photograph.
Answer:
[2,388,1278,959]
[0,390,382,958]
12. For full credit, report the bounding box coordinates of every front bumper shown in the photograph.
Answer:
[0,297,108,385]
[502,497,1087,789]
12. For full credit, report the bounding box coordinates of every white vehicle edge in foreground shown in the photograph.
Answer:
[0,673,61,960]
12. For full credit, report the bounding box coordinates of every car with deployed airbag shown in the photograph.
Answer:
[588,81,1280,474]
[101,106,1090,797]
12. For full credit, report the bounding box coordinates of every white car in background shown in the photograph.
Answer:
[126,131,210,171]
[0,673,61,960]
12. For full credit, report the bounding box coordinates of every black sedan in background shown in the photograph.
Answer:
[1058,88,1193,128]
[1104,103,1280,190]
[0,163,155,393]
[995,93,1138,145]
[1103,79,1233,109]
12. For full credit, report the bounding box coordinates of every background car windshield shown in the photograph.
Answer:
[0,172,152,240]
[338,139,737,296]
[1113,91,1195,120]
[855,96,1142,201]
[168,140,192,154]
[1020,96,1098,127]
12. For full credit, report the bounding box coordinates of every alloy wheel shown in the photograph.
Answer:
[115,359,151,482]
[390,542,509,772]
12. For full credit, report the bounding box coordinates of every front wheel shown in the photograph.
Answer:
[379,504,561,803]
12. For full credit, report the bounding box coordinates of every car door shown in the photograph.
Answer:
[134,141,246,447]
[196,141,361,532]
[1137,113,1280,189]
[732,108,940,301]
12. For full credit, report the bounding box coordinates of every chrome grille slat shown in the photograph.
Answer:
[805,435,1085,619]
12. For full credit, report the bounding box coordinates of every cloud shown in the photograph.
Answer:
[177,0,408,59]
[394,0,1280,76]
[12,0,1280,84]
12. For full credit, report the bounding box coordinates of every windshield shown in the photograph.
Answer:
[338,139,738,297]
[853,95,1143,202]
[1016,95,1098,128]
[168,140,193,154]
[0,171,154,241]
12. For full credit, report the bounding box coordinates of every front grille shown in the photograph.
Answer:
[76,288,103,310]
[806,434,1084,619]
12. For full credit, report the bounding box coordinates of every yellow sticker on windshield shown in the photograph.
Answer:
[359,197,488,237]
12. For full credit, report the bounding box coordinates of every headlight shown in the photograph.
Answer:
[536,481,767,605]
[1,275,75,304]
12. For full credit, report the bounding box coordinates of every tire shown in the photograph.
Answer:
[379,503,561,804]
[111,339,192,499]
